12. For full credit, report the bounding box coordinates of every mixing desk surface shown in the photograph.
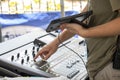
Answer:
[0,29,88,80]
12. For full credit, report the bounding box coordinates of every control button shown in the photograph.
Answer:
[81,54,85,57]
[76,60,80,63]
[67,70,79,79]
[21,59,24,64]
[66,64,72,68]
[11,55,14,61]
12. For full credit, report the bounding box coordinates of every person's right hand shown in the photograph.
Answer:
[34,41,59,61]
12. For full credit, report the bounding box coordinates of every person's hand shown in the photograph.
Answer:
[60,23,86,36]
[34,41,59,61]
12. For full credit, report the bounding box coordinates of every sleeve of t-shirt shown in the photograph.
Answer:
[110,0,120,11]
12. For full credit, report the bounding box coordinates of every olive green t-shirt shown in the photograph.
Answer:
[86,0,120,78]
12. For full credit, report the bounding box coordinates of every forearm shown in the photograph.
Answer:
[51,3,89,44]
[52,29,75,46]
[81,17,120,38]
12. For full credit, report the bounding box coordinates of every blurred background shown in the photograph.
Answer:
[0,0,87,42]
[0,0,87,13]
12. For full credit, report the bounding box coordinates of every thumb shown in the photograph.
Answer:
[60,23,68,30]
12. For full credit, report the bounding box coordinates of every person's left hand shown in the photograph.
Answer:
[60,23,85,35]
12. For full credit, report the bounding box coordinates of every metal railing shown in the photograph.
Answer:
[0,0,87,14]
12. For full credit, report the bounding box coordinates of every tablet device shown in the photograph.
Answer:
[46,10,93,32]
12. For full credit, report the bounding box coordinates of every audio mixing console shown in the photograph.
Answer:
[0,28,88,80]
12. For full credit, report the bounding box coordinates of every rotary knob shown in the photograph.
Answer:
[37,47,39,52]
[32,53,35,58]
[25,50,27,55]
[17,53,20,59]
[33,46,35,50]
[11,55,14,61]
[27,56,29,62]
[21,59,24,64]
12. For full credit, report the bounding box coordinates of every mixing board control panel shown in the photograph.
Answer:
[0,29,88,80]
